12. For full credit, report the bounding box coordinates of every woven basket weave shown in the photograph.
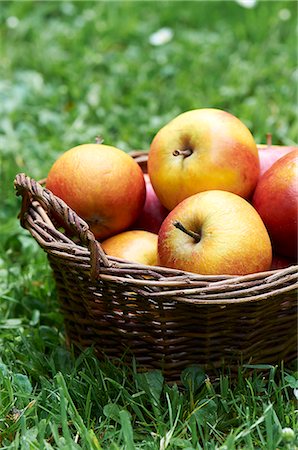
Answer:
[14,152,298,381]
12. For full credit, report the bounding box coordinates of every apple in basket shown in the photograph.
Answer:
[252,150,298,259]
[46,143,146,240]
[158,190,272,275]
[257,133,297,177]
[270,254,297,270]
[101,230,158,265]
[148,108,260,211]
[133,174,168,234]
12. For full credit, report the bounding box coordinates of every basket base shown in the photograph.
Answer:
[64,325,298,383]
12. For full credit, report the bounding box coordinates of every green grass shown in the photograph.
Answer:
[0,1,297,448]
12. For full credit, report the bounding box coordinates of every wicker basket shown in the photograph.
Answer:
[14,152,298,381]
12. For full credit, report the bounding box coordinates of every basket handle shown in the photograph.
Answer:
[14,173,110,280]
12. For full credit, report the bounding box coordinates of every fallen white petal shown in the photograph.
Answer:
[149,27,173,46]
[235,0,257,8]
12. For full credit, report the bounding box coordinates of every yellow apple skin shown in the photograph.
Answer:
[148,109,260,210]
[101,230,158,265]
[158,190,272,276]
[46,144,146,240]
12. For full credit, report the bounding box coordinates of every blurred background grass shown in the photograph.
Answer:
[1,1,297,187]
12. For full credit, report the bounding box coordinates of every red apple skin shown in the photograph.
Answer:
[270,254,297,270]
[133,174,168,234]
[101,230,158,265]
[148,108,260,211]
[158,190,272,276]
[252,150,298,259]
[257,143,297,177]
[46,144,146,240]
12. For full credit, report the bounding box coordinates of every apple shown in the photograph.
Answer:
[252,150,298,259]
[270,254,297,270]
[101,230,158,265]
[148,108,260,210]
[158,190,272,275]
[257,133,297,177]
[46,143,146,240]
[133,174,168,233]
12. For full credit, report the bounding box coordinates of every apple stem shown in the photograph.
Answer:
[172,149,193,157]
[95,136,104,145]
[266,133,272,147]
[173,220,201,242]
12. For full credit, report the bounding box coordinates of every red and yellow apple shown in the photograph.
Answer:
[257,135,297,177]
[101,230,158,265]
[158,190,272,275]
[46,144,146,240]
[252,150,298,259]
[133,174,168,233]
[148,108,260,210]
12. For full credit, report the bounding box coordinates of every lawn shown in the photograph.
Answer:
[0,1,297,448]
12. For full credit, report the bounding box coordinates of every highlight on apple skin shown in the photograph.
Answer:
[148,108,260,211]
[46,143,146,240]
[158,190,272,276]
